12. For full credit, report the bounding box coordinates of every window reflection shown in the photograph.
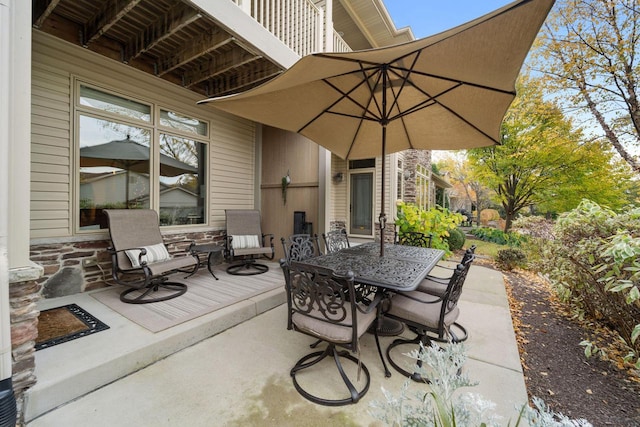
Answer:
[158,134,205,226]
[79,116,151,229]
[76,84,208,230]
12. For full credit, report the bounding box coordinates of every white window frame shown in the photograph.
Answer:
[73,79,210,232]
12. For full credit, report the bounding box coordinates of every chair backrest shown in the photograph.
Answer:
[224,209,262,241]
[281,234,320,262]
[105,209,164,269]
[225,209,264,243]
[281,260,360,347]
[442,263,470,314]
[396,230,432,248]
[460,245,477,263]
[322,229,350,254]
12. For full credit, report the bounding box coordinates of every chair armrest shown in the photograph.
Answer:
[110,246,150,268]
[262,233,275,246]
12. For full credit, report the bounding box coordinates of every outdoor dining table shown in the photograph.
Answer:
[299,242,445,292]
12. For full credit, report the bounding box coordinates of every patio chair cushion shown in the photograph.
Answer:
[231,235,260,249]
[125,243,171,268]
[291,305,376,344]
[387,290,460,329]
[416,277,447,297]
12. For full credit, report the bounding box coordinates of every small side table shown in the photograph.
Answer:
[187,243,224,280]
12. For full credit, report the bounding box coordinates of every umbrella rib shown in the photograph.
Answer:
[389,64,517,96]
[297,68,383,134]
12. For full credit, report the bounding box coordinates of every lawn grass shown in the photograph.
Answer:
[463,236,507,259]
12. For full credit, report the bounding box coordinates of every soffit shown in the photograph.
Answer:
[335,0,414,49]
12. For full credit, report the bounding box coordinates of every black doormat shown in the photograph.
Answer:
[36,303,109,351]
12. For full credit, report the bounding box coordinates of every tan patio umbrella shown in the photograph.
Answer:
[199,0,555,256]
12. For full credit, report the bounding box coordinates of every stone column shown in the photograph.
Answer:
[9,265,42,426]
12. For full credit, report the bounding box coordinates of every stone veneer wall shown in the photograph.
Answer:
[401,149,432,205]
[10,265,43,426]
[31,230,225,298]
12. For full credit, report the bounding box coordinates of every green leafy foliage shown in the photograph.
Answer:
[524,200,640,365]
[468,76,636,232]
[496,248,527,271]
[395,202,464,256]
[469,227,525,246]
[447,228,466,251]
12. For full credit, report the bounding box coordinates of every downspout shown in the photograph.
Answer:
[0,1,17,425]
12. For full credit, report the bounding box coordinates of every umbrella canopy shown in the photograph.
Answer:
[199,0,555,256]
[80,137,198,177]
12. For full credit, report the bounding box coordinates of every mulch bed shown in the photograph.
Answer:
[492,261,640,426]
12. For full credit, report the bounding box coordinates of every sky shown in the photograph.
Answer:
[383,0,515,38]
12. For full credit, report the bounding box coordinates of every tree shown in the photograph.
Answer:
[436,153,493,224]
[468,76,635,232]
[532,0,640,173]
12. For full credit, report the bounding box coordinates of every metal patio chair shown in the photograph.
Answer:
[104,209,198,304]
[321,229,350,254]
[395,230,433,248]
[384,262,470,381]
[224,209,275,275]
[280,260,385,405]
[281,233,321,262]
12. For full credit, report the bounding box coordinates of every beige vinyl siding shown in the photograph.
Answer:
[31,31,257,239]
[331,155,348,223]
[31,59,72,238]
[209,112,256,226]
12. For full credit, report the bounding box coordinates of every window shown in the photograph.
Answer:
[415,164,430,210]
[77,83,208,230]
[397,159,404,200]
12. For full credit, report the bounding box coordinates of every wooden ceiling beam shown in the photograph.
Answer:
[156,29,235,77]
[207,66,281,96]
[125,3,202,63]
[32,0,62,29]
[83,0,142,47]
[184,49,261,88]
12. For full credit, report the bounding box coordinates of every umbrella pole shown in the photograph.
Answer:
[379,126,387,257]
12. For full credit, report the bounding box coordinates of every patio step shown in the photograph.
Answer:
[25,264,285,423]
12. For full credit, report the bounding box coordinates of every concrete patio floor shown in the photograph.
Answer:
[25,262,527,426]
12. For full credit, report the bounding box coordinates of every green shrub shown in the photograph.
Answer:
[447,227,466,251]
[395,202,464,256]
[496,248,526,271]
[469,226,525,246]
[527,200,640,367]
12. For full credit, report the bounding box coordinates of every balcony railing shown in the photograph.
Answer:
[233,0,324,57]
[332,30,352,53]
